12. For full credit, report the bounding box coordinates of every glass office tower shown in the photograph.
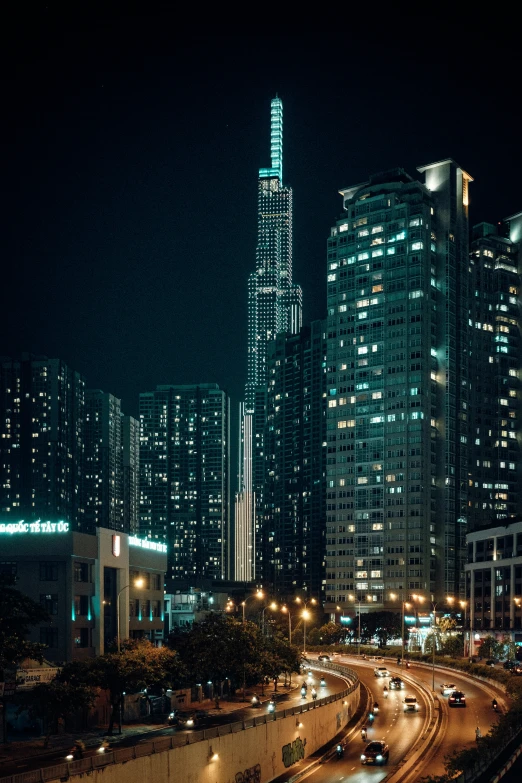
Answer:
[324,161,472,613]
[236,96,302,581]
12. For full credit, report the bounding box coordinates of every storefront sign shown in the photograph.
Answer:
[0,520,70,535]
[129,535,167,553]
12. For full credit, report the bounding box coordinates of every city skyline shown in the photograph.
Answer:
[3,14,520,438]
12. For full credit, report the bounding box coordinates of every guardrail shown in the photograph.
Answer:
[0,668,359,783]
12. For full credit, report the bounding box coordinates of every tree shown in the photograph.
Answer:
[90,640,182,735]
[479,634,504,660]
[441,634,463,657]
[317,622,343,646]
[0,573,50,676]
[17,678,96,748]
[360,611,401,647]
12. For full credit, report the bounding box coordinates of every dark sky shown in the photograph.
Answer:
[3,9,520,433]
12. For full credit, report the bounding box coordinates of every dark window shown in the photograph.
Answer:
[74,595,90,616]
[40,562,59,581]
[0,561,17,576]
[40,594,58,615]
[74,562,89,582]
[74,628,90,648]
[40,627,58,647]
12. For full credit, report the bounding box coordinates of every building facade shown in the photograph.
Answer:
[468,214,522,529]
[84,389,123,533]
[236,96,302,582]
[465,519,522,655]
[122,414,140,534]
[0,524,166,661]
[263,321,327,599]
[139,384,230,582]
[0,355,86,530]
[324,162,473,614]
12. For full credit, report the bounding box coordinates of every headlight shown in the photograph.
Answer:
[361,755,366,760]
[376,755,383,760]
[186,719,194,726]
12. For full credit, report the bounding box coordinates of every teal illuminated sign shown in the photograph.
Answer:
[0,520,70,534]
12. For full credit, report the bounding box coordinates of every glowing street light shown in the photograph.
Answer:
[296,597,317,655]
[241,590,264,623]
[262,601,278,636]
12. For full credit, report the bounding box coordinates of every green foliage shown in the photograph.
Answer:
[17,678,96,747]
[317,622,344,645]
[90,639,183,734]
[440,633,463,657]
[0,572,50,674]
[360,611,401,647]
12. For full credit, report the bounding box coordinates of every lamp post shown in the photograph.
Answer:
[390,593,408,664]
[117,578,143,653]
[281,605,292,643]
[262,601,278,636]
[348,594,370,657]
[241,590,264,623]
[295,597,317,655]
[430,601,438,691]
[460,601,468,658]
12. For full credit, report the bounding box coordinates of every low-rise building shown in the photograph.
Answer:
[0,522,166,662]
[465,519,522,656]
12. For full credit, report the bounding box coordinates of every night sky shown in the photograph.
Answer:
[3,10,520,451]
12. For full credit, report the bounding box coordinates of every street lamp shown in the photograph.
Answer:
[262,601,278,636]
[390,593,410,665]
[429,600,438,691]
[281,605,292,643]
[447,596,469,658]
[348,594,371,657]
[117,578,144,652]
[241,590,264,623]
[295,597,317,655]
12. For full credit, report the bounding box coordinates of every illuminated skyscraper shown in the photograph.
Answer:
[0,354,85,528]
[139,384,230,581]
[236,96,302,581]
[324,161,473,612]
[84,389,123,533]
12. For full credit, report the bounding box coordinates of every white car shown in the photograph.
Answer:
[374,666,390,677]
[403,696,420,711]
[440,683,456,695]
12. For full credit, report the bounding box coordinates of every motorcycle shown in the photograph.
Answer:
[361,727,368,741]
[251,695,260,707]
[268,701,276,713]
[301,684,308,698]
[373,702,379,714]
[383,687,388,698]
[320,678,326,687]
[336,744,344,759]
[368,711,375,723]
[492,699,498,712]
[66,744,84,761]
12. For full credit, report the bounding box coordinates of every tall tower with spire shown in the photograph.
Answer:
[235,96,302,582]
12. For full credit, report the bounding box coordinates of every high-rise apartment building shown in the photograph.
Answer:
[263,321,327,599]
[122,414,140,534]
[468,214,522,530]
[0,354,85,528]
[139,384,230,581]
[84,389,123,533]
[236,96,302,582]
[324,161,473,613]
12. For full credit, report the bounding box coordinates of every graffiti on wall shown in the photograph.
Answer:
[235,763,261,783]
[282,737,306,767]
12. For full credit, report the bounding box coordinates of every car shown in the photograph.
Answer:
[511,666,522,676]
[485,659,497,666]
[175,709,207,728]
[403,696,420,711]
[448,690,466,707]
[167,710,179,725]
[389,676,404,690]
[503,660,517,670]
[440,683,457,695]
[374,666,390,677]
[318,654,331,661]
[361,740,389,765]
